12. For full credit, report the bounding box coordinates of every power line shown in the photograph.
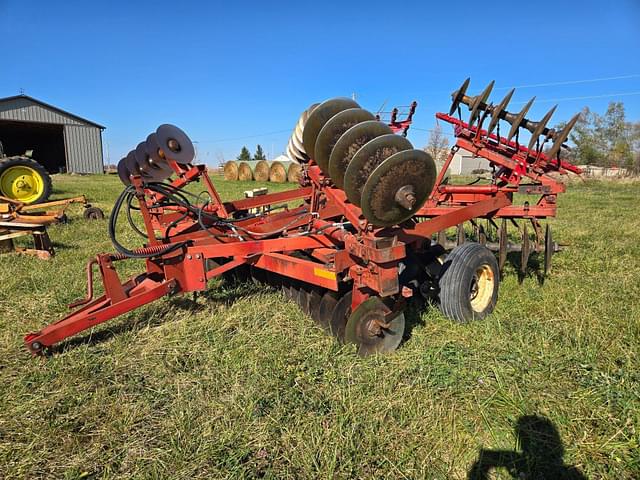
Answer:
[495,74,640,90]
[511,91,640,104]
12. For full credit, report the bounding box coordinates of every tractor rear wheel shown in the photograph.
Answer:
[0,157,52,204]
[438,242,499,323]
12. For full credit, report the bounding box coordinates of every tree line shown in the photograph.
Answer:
[237,145,267,162]
[565,102,640,172]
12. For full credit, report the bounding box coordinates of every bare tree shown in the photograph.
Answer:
[424,124,450,170]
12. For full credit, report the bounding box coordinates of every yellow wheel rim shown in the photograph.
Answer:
[469,264,495,312]
[0,165,45,204]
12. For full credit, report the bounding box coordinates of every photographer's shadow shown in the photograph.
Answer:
[468,415,586,480]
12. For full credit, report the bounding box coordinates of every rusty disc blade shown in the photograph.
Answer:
[469,80,495,126]
[546,113,580,159]
[506,97,536,142]
[344,297,405,356]
[449,77,471,115]
[302,98,359,162]
[360,149,436,227]
[343,134,412,207]
[156,124,195,164]
[329,291,352,342]
[314,108,375,175]
[487,88,515,136]
[526,105,557,152]
[328,120,393,190]
[117,158,131,185]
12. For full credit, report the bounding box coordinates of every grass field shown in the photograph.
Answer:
[1,174,639,479]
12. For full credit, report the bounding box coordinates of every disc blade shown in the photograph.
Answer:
[314,108,375,175]
[457,223,466,245]
[125,151,141,177]
[526,105,557,152]
[117,158,131,185]
[308,288,325,324]
[521,223,530,274]
[329,291,352,342]
[487,88,515,136]
[328,120,393,190]
[506,97,536,142]
[317,290,340,331]
[449,77,471,115]
[302,98,359,162]
[135,142,165,181]
[343,134,412,206]
[156,124,195,164]
[360,149,436,227]
[498,218,507,271]
[544,224,553,276]
[145,133,164,164]
[469,80,495,126]
[296,284,312,315]
[546,113,580,159]
[344,297,405,356]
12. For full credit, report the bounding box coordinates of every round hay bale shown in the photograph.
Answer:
[269,160,292,183]
[254,160,272,182]
[287,163,302,183]
[237,161,255,181]
[223,161,238,180]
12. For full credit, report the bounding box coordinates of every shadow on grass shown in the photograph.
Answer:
[506,251,547,285]
[468,415,586,480]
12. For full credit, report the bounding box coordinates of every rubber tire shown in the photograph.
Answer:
[438,242,499,323]
[0,156,52,204]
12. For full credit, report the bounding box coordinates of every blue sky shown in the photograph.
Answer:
[1,0,639,166]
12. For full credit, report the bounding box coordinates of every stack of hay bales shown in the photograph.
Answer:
[222,155,302,183]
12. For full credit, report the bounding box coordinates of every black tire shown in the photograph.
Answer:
[438,242,499,323]
[0,156,52,204]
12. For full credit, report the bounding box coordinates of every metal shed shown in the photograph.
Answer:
[0,94,105,174]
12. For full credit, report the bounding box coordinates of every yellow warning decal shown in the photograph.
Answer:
[314,268,336,281]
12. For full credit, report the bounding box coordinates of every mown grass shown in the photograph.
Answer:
[0,174,638,479]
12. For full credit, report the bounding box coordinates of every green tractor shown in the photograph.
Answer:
[0,140,52,204]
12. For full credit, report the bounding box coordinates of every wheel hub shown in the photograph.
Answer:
[469,264,494,312]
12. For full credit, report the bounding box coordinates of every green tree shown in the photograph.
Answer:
[237,146,251,162]
[563,102,639,169]
[254,144,266,161]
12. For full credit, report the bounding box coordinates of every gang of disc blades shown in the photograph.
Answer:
[302,98,359,162]
[328,120,393,190]
[343,134,412,207]
[313,108,375,175]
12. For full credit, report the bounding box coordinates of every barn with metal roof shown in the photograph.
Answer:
[0,95,105,174]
